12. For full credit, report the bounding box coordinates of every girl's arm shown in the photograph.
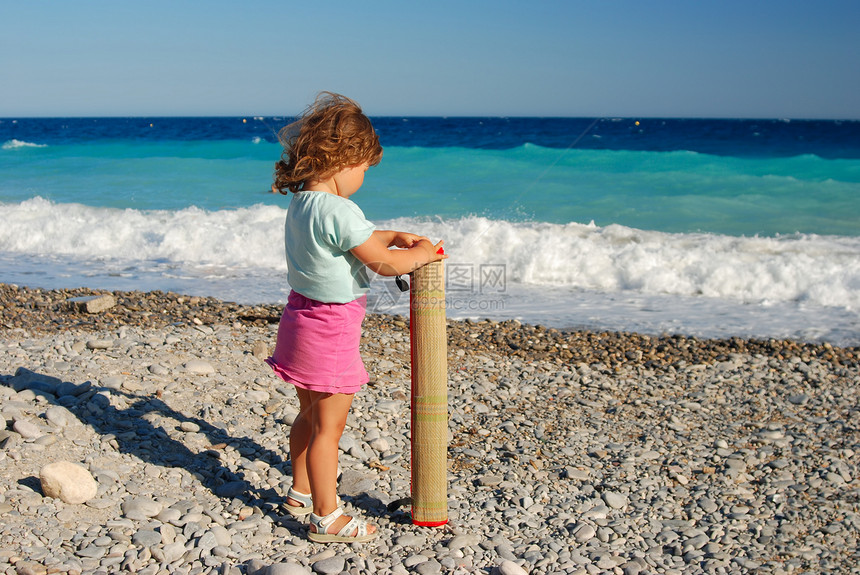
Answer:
[351,231,446,276]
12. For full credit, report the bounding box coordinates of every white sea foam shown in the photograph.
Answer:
[1,198,857,344]
[1,197,858,309]
[2,139,47,150]
[0,197,286,269]
[387,216,860,310]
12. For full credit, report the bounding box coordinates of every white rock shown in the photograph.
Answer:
[209,525,232,547]
[68,294,116,313]
[40,461,98,504]
[162,541,186,563]
[311,556,345,575]
[582,504,609,520]
[370,437,391,452]
[149,364,170,375]
[86,339,113,350]
[101,375,124,389]
[602,491,628,509]
[185,359,215,374]
[45,406,75,427]
[375,400,402,413]
[251,340,269,359]
[246,389,270,403]
[565,467,590,480]
[122,497,164,519]
[572,523,596,543]
[13,419,42,439]
[447,533,480,550]
[494,560,529,575]
[396,534,427,547]
[160,522,176,545]
[269,563,312,575]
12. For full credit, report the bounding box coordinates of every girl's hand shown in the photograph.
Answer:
[389,232,430,249]
[417,239,447,262]
[353,232,446,276]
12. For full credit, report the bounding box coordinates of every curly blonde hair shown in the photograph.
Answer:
[273,92,383,194]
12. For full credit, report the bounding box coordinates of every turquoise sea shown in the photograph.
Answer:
[1,117,858,345]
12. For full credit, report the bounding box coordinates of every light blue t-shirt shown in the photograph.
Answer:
[284,191,376,303]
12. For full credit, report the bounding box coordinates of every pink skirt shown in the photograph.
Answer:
[265,290,369,395]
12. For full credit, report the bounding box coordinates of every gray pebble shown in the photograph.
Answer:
[404,554,428,567]
[162,541,187,563]
[75,545,106,559]
[269,563,312,575]
[311,556,345,575]
[121,497,163,520]
[414,559,442,575]
[132,529,162,547]
[571,523,596,543]
[478,474,504,486]
[185,359,215,374]
[149,363,170,375]
[87,339,113,350]
[495,544,518,561]
[602,491,628,509]
[396,534,427,547]
[447,533,480,550]
[12,419,41,439]
[45,405,75,427]
[494,560,529,575]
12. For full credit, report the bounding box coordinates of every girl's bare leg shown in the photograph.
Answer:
[287,387,313,503]
[307,391,376,536]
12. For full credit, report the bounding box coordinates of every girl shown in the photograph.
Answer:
[266,92,446,543]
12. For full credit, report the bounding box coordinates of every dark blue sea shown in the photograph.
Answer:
[2,117,858,345]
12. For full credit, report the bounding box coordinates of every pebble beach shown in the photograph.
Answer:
[1,283,858,575]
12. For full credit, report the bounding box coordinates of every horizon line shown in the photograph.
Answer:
[2,114,859,122]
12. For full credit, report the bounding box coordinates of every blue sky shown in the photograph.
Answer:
[2,0,859,118]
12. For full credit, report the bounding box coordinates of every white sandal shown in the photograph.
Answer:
[283,487,313,518]
[308,507,377,543]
